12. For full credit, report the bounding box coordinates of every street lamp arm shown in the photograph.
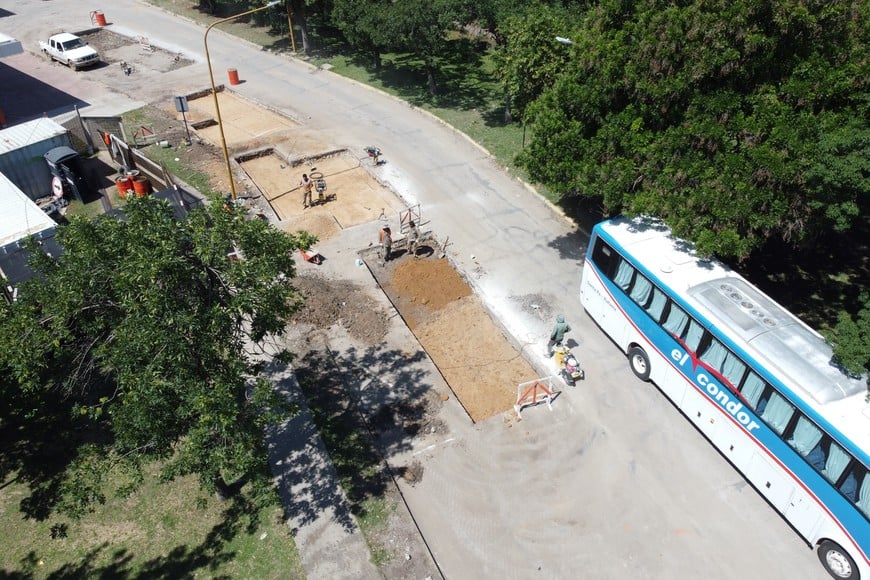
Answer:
[203,1,282,200]
[205,0,281,37]
[555,36,574,45]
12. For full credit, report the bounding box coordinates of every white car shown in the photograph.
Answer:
[39,33,100,70]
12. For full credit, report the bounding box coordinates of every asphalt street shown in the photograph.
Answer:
[3,2,824,578]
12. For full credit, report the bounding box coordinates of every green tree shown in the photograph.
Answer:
[330,0,391,69]
[0,197,306,517]
[491,3,573,122]
[830,293,870,391]
[520,0,870,259]
[381,0,474,95]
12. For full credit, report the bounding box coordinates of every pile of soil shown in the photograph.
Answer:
[289,275,390,344]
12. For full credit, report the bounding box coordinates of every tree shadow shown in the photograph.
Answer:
[7,488,272,578]
[315,36,496,113]
[266,343,431,535]
[0,391,105,521]
[732,213,870,330]
[539,195,607,262]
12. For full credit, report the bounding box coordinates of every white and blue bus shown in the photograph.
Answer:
[581,217,869,580]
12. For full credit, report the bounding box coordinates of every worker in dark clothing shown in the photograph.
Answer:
[380,226,392,262]
[547,314,572,357]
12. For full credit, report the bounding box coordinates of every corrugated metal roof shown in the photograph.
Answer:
[0,171,56,246]
[0,118,68,156]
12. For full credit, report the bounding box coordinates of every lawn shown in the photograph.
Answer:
[0,464,304,578]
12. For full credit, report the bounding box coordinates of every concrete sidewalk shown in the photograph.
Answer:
[264,363,381,580]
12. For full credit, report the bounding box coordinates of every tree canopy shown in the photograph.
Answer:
[831,293,870,390]
[519,0,870,259]
[491,3,573,122]
[0,197,306,518]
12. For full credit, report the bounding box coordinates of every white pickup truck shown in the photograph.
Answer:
[39,33,100,70]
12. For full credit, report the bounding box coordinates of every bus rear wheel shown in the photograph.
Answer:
[817,541,858,580]
[628,346,650,381]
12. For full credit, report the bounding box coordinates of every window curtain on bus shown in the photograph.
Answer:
[700,340,727,371]
[646,289,667,321]
[788,416,822,457]
[761,392,795,435]
[859,475,870,517]
[721,353,746,389]
[741,373,766,409]
[683,320,704,352]
[614,260,634,291]
[630,275,652,306]
[822,443,850,484]
[663,305,688,336]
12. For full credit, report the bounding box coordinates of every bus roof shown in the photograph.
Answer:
[595,217,868,446]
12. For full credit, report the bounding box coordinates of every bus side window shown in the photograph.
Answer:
[785,414,855,486]
[661,301,688,337]
[629,273,652,306]
[838,464,870,518]
[739,371,766,410]
[820,440,851,485]
[681,319,705,353]
[646,287,667,322]
[720,351,746,391]
[613,259,635,291]
[591,238,617,276]
[758,388,795,435]
[786,415,823,467]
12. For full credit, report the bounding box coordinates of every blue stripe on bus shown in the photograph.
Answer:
[600,231,870,469]
[586,261,869,565]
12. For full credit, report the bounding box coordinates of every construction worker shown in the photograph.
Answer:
[407,220,420,257]
[547,314,572,357]
[380,226,392,262]
[300,173,313,208]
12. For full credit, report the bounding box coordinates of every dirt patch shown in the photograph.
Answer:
[184,92,298,150]
[374,255,537,422]
[389,258,472,329]
[241,149,407,228]
[289,275,389,344]
[80,28,194,71]
[282,212,341,240]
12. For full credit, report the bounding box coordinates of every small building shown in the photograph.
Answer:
[0,118,72,201]
[0,171,58,302]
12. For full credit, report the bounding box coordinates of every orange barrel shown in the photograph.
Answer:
[115,176,132,198]
[132,176,151,196]
[94,11,107,26]
[227,68,240,85]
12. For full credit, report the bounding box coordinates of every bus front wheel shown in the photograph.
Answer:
[628,346,650,381]
[818,541,858,580]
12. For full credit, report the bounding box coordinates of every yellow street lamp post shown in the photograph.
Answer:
[204,1,281,200]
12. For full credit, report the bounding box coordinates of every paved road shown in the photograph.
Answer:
[3,2,824,579]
